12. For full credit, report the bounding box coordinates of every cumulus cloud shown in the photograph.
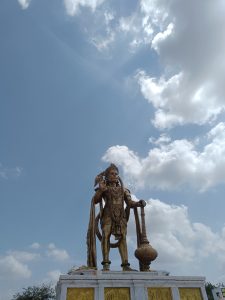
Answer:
[104,11,114,25]
[17,0,31,9]
[0,163,22,180]
[137,0,225,128]
[137,70,224,129]
[91,32,115,52]
[18,0,105,14]
[86,4,156,54]
[29,242,41,249]
[118,12,154,52]
[0,243,71,299]
[64,0,105,16]
[46,243,69,261]
[61,0,225,124]
[0,248,42,280]
[6,251,40,262]
[127,199,225,266]
[102,122,225,191]
[0,255,31,279]
[46,270,61,282]
[0,244,68,299]
[61,0,225,123]
[75,6,116,53]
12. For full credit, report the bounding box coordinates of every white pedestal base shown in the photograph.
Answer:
[56,270,207,300]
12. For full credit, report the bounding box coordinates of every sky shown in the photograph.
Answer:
[1,0,225,298]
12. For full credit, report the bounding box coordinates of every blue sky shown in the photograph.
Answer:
[1,0,225,298]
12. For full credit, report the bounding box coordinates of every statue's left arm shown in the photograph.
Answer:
[124,189,146,208]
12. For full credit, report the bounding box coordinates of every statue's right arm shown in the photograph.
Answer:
[93,180,107,204]
[93,189,103,204]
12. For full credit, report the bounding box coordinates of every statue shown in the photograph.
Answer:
[87,163,157,272]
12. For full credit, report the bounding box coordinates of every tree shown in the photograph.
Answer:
[205,281,225,300]
[205,282,215,300]
[12,283,56,300]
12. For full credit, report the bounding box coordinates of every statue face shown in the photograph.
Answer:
[107,169,119,183]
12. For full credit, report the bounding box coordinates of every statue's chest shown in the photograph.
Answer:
[106,187,124,205]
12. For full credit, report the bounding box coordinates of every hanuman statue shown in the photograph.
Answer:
[87,164,145,271]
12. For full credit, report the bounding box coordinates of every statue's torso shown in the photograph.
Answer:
[101,186,127,234]
[103,186,124,209]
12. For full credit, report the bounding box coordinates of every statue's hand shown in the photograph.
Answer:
[99,180,107,192]
[138,200,146,207]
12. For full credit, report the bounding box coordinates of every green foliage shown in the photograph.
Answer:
[205,282,215,300]
[205,282,225,300]
[12,283,56,300]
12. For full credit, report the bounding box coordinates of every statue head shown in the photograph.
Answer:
[94,164,121,187]
[105,164,119,184]
[105,164,119,177]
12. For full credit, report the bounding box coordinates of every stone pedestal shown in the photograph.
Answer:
[56,269,207,300]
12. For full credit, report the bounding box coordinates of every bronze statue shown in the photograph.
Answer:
[87,163,149,271]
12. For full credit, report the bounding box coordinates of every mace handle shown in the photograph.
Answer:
[140,202,149,244]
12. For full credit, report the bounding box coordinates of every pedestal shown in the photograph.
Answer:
[56,269,207,300]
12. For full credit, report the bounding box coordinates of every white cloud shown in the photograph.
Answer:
[0,255,31,279]
[118,11,154,52]
[17,0,31,9]
[149,133,171,145]
[18,0,105,14]
[0,249,41,280]
[29,242,41,249]
[85,3,155,54]
[0,244,66,300]
[47,243,69,261]
[81,7,116,53]
[119,15,141,36]
[62,0,153,54]
[102,122,225,191]
[137,70,224,129]
[137,0,225,128]
[152,23,174,52]
[0,163,22,180]
[128,199,225,267]
[64,0,105,16]
[90,32,115,52]
[6,251,40,262]
[104,11,114,25]
[140,0,169,27]
[46,270,61,282]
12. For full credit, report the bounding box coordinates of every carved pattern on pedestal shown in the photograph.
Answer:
[104,287,130,300]
[66,287,94,300]
[179,288,203,300]
[147,287,172,300]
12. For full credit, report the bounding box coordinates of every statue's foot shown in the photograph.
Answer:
[101,261,111,271]
[122,265,137,272]
[102,264,110,271]
[121,262,137,272]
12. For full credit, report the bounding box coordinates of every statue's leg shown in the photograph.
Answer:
[118,224,134,271]
[119,236,128,262]
[101,223,111,270]
[118,225,129,269]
